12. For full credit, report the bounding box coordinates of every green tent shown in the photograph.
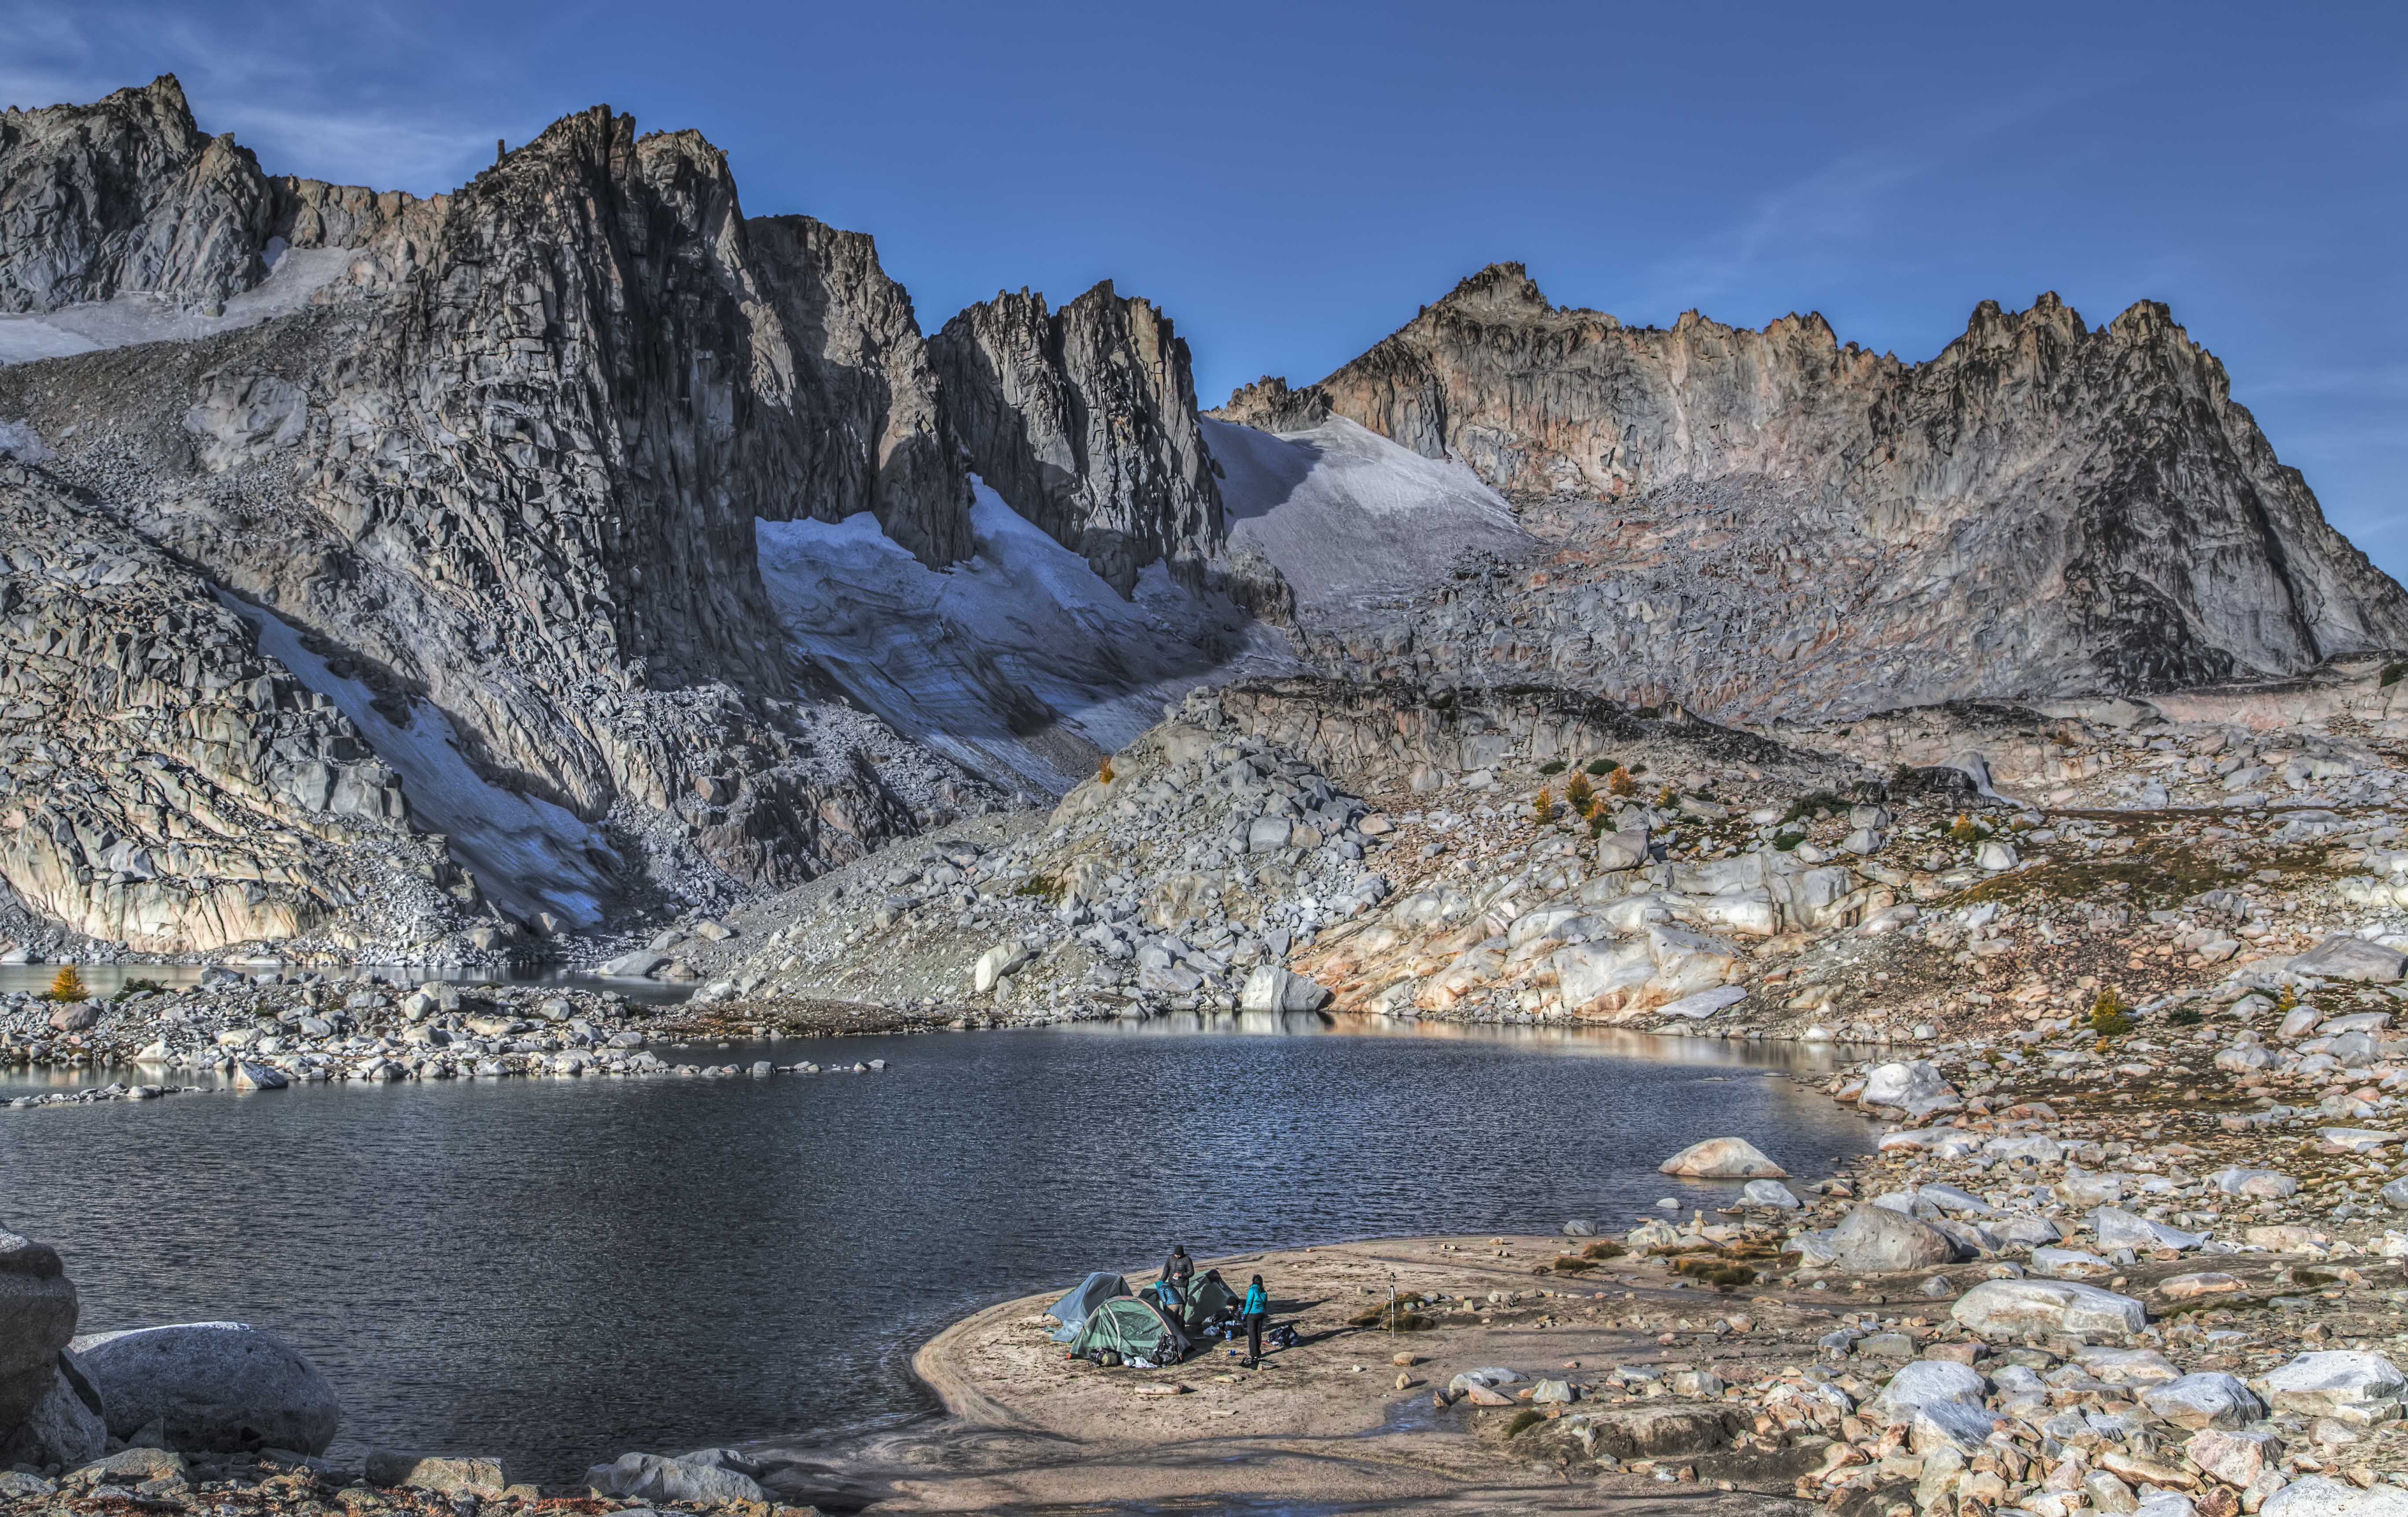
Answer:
[1181,1271,1237,1333]
[1068,1295,1191,1366]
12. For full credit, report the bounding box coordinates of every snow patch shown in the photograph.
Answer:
[219,594,618,930]
[1208,415,1533,613]
[0,246,354,367]
[0,419,53,463]
[757,483,1297,797]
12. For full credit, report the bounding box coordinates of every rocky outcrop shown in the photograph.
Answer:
[0,102,989,940]
[0,1225,75,1438]
[0,468,465,952]
[933,282,1223,594]
[745,215,971,565]
[1220,265,2408,715]
[0,74,432,320]
[0,76,275,315]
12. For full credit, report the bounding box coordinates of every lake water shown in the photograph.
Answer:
[0,1019,1872,1485]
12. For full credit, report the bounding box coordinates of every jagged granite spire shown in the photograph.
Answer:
[932,280,1224,595]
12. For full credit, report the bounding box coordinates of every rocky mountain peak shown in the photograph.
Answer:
[0,72,274,315]
[1431,261,1554,318]
[932,278,1225,595]
[1238,267,2408,717]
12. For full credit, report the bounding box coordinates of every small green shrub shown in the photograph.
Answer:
[1013,874,1064,904]
[1504,1409,1545,1438]
[2089,988,2135,1039]
[2384,662,2407,688]
[1538,760,1567,775]
[1781,791,1846,824]
[1585,758,1617,777]
[1773,831,1806,852]
[2168,1006,2202,1027]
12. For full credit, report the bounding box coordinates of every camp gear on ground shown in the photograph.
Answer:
[1068,1294,1192,1365]
[1046,1272,1132,1344]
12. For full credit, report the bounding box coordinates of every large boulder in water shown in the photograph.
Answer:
[1828,1203,1956,1272]
[71,1323,339,1453]
[0,1226,78,1438]
[1658,1137,1785,1178]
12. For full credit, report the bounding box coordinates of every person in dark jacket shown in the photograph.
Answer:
[1242,1273,1268,1368]
[1163,1245,1195,1290]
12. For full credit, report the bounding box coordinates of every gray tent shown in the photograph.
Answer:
[1047,1272,1131,1343]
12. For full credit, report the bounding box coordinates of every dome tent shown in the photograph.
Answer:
[1046,1272,1132,1344]
[1068,1295,1191,1366]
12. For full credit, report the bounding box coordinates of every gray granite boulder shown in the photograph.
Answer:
[0,1227,77,1440]
[1829,1203,1957,1272]
[71,1322,339,1453]
[1949,1279,2147,1338]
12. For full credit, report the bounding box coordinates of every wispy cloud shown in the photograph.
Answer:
[0,0,498,193]
[2245,364,2408,402]
[1632,78,2093,318]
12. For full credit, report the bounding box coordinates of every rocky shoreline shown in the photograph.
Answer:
[0,973,914,1110]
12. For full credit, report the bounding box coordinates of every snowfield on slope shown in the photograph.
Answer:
[1207,415,1533,615]
[222,593,620,930]
[757,484,1296,799]
[0,244,354,367]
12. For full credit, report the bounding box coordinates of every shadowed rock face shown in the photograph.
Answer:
[1217,264,2408,715]
[0,76,274,315]
[0,76,433,317]
[933,282,1224,595]
[0,101,981,946]
[745,214,972,566]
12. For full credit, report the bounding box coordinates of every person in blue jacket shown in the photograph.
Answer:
[1242,1273,1268,1367]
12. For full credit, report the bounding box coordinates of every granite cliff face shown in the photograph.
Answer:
[746,215,972,565]
[0,82,1255,955]
[0,464,463,951]
[1217,264,2408,717]
[0,77,433,317]
[933,282,1224,595]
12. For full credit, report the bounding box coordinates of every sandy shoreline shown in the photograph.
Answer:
[760,1231,1859,1514]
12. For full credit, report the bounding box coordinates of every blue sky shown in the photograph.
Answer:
[7,0,2404,577]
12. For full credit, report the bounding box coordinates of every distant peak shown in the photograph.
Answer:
[1434,262,1550,316]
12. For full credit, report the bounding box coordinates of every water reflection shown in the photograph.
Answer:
[1,1017,1872,1484]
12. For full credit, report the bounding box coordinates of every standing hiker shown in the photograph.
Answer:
[1242,1272,1268,1368]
